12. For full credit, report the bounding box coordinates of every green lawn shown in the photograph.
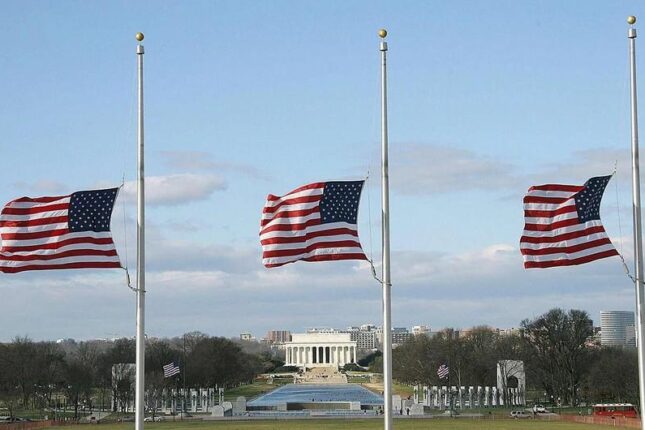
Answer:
[53,419,621,430]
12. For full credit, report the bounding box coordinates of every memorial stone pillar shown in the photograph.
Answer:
[441,385,448,409]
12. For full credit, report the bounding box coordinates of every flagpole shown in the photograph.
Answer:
[627,16,645,429]
[134,32,146,430]
[378,28,393,430]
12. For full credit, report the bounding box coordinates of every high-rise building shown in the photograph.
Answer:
[600,311,636,348]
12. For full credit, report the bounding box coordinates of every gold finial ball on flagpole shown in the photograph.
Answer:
[135,32,145,42]
[628,16,637,25]
[378,29,387,38]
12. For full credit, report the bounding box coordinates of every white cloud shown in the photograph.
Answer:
[159,151,269,180]
[120,173,227,206]
[12,180,68,195]
[390,144,519,195]
[383,144,630,198]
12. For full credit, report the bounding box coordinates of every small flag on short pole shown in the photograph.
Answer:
[163,362,180,378]
[520,175,619,269]
[260,180,367,268]
[0,188,121,273]
[437,364,449,379]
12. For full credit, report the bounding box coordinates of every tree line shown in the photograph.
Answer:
[0,332,277,419]
[0,307,638,417]
[384,308,638,406]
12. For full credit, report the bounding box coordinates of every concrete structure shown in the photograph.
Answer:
[116,387,218,413]
[496,360,526,406]
[601,311,636,347]
[285,333,357,368]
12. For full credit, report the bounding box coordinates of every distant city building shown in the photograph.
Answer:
[600,311,636,348]
[626,324,637,347]
[392,327,413,347]
[412,325,430,336]
[360,324,377,332]
[240,333,253,341]
[265,330,292,344]
[458,328,473,338]
[496,327,520,337]
[345,327,377,350]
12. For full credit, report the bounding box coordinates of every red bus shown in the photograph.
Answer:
[592,404,638,418]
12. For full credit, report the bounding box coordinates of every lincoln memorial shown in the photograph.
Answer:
[285,333,357,368]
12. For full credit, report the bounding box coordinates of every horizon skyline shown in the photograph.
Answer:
[11,306,635,343]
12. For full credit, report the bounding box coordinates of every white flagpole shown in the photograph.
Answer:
[379,28,393,430]
[134,31,146,430]
[627,16,645,429]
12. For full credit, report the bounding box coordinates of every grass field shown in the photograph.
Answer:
[53,419,620,430]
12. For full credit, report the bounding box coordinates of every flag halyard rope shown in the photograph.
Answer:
[119,179,137,292]
[612,162,644,285]
[365,170,383,284]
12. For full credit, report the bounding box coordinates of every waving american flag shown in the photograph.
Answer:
[0,188,121,273]
[520,175,618,269]
[260,181,367,268]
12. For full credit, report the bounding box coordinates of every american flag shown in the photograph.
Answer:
[260,181,367,268]
[0,188,121,273]
[163,362,180,378]
[520,175,618,269]
[437,364,449,379]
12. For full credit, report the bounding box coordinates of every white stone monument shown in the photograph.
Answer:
[497,360,526,406]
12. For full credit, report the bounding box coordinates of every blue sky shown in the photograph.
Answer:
[0,1,644,341]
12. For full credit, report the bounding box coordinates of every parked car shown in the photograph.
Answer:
[533,404,548,413]
[510,410,531,419]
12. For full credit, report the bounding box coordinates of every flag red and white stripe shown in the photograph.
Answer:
[0,190,121,273]
[520,177,618,269]
[260,181,367,268]
[163,362,180,378]
[437,364,449,379]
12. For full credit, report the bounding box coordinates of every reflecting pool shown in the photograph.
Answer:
[247,384,383,407]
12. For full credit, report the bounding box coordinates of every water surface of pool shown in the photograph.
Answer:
[247,384,384,407]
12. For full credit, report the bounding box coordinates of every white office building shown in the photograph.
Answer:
[600,311,636,348]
